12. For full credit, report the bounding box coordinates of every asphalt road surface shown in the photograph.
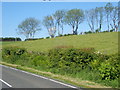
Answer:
[0,65,82,89]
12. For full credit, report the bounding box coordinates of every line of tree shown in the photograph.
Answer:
[0,37,21,41]
[17,2,119,39]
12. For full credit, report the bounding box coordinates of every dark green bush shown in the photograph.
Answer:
[84,31,93,34]
[47,48,99,74]
[0,37,21,41]
[46,37,50,39]
[2,46,26,56]
[2,46,26,63]
[110,29,115,32]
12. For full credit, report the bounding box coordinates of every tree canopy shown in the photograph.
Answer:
[64,9,84,35]
[17,17,41,39]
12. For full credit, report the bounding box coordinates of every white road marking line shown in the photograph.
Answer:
[0,79,12,87]
[49,79,77,88]
[1,65,77,88]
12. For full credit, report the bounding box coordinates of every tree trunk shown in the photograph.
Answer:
[107,15,110,32]
[99,23,102,32]
[51,35,54,38]
[74,25,78,35]
[61,24,64,35]
[72,26,75,35]
[58,23,60,36]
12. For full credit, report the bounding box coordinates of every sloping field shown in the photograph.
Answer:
[2,32,118,55]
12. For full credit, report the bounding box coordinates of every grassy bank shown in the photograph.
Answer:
[2,46,119,88]
[2,32,118,55]
[1,32,119,89]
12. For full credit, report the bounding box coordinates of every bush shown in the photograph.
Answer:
[98,53,120,80]
[84,31,93,34]
[46,37,50,39]
[103,31,109,33]
[2,46,120,85]
[31,55,48,68]
[25,38,38,41]
[95,28,101,33]
[56,34,63,38]
[2,46,26,56]
[2,46,26,63]
[110,29,115,32]
[47,48,99,74]
[0,37,21,41]
[63,34,74,36]
[38,38,44,40]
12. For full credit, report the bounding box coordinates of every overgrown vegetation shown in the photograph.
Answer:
[2,46,120,88]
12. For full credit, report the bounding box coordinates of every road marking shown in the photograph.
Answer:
[1,65,77,89]
[49,78,77,88]
[0,79,12,87]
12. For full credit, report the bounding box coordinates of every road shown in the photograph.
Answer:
[0,65,82,89]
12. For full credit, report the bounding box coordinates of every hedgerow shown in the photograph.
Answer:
[2,46,119,88]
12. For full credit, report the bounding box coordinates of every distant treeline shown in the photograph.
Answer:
[0,37,21,41]
[24,38,44,41]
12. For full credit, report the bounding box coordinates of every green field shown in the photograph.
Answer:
[2,32,118,55]
[1,32,119,88]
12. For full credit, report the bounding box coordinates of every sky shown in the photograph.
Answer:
[1,2,118,40]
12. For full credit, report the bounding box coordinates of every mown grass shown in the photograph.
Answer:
[2,32,118,55]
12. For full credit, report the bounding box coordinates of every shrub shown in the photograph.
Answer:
[47,48,98,74]
[46,37,50,39]
[2,46,26,63]
[63,34,74,36]
[95,28,101,33]
[102,31,109,33]
[31,55,48,67]
[2,46,26,56]
[2,46,120,85]
[38,38,44,40]
[25,38,39,41]
[98,53,120,80]
[0,37,21,41]
[56,34,63,38]
[110,29,115,32]
[84,31,93,34]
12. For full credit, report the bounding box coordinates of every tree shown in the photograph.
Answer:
[53,10,66,36]
[64,9,84,35]
[43,15,56,38]
[118,2,120,32]
[105,2,114,32]
[17,17,41,39]
[85,9,96,32]
[110,6,118,32]
[95,7,104,32]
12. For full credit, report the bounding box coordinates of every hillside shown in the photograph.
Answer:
[3,32,118,55]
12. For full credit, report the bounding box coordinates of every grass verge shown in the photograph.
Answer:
[0,61,113,89]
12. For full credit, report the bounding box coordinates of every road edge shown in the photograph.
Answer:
[0,61,112,89]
